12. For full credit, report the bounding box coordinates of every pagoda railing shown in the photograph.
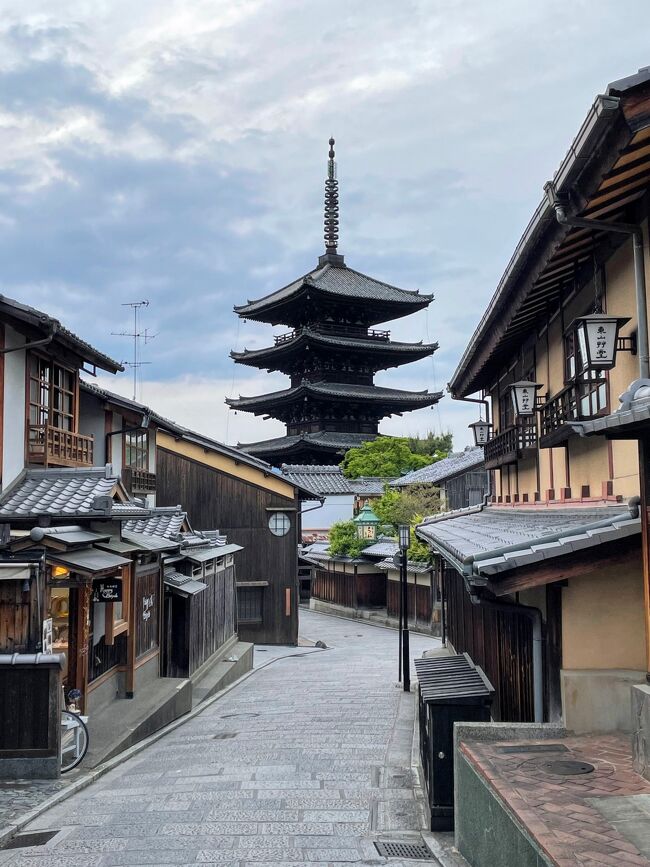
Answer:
[275,323,391,345]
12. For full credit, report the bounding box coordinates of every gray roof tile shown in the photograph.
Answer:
[229,381,441,408]
[280,465,392,496]
[123,508,187,540]
[0,468,122,518]
[241,431,376,455]
[393,447,485,487]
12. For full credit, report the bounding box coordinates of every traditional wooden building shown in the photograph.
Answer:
[418,67,650,733]
[229,139,442,466]
[392,446,487,511]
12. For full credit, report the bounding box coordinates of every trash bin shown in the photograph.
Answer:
[414,652,494,831]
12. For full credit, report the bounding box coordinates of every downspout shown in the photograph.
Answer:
[544,182,650,379]
[0,325,59,355]
[469,591,544,724]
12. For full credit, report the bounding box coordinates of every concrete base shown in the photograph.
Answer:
[561,669,646,733]
[453,722,568,867]
[191,639,253,706]
[0,757,60,780]
[308,598,439,636]
[632,683,650,779]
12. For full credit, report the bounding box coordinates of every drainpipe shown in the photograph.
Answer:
[469,591,544,723]
[544,182,650,379]
[0,325,59,355]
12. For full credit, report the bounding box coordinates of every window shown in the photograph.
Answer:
[564,330,607,417]
[237,587,263,623]
[268,512,291,537]
[29,355,76,434]
[125,430,148,469]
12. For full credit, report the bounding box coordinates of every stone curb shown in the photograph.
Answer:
[0,644,327,849]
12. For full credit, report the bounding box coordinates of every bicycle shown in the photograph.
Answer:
[60,689,89,773]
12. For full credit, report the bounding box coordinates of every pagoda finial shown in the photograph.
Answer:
[320,136,345,267]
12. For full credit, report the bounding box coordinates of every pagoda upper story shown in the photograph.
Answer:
[228,139,442,466]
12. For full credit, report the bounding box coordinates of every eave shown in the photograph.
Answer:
[450,70,650,398]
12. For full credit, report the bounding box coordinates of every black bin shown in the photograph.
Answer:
[415,652,494,831]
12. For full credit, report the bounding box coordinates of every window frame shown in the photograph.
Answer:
[28,353,78,436]
[124,429,149,471]
[268,512,291,537]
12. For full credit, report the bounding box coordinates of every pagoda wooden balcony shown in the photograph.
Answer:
[274,324,390,345]
[539,380,608,448]
[28,424,94,468]
[484,420,537,470]
[122,466,157,495]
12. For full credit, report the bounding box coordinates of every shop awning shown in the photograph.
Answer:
[0,564,32,581]
[48,548,131,575]
[417,502,639,586]
[163,572,207,596]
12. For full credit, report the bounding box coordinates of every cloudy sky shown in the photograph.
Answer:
[0,0,648,452]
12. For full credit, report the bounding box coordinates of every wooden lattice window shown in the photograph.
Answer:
[124,430,148,470]
[28,355,76,434]
[237,587,264,624]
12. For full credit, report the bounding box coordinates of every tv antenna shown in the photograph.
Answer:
[111,301,157,400]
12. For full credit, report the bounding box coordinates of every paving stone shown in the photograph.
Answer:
[303,810,369,822]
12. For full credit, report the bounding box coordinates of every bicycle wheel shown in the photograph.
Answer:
[60,710,89,773]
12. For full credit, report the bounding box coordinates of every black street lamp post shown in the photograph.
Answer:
[399,524,411,692]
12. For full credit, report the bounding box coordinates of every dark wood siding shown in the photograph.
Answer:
[156,447,299,645]
[386,579,432,625]
[443,566,534,722]
[443,468,488,511]
[0,577,40,653]
[312,567,386,609]
[188,565,237,674]
[0,664,60,756]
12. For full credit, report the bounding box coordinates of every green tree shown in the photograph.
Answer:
[340,437,432,479]
[373,483,442,532]
[327,520,371,559]
[408,430,453,458]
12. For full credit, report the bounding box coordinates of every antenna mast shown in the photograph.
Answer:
[111,301,156,400]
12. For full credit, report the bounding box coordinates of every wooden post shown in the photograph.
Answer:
[639,434,650,680]
[76,582,91,713]
[125,563,136,698]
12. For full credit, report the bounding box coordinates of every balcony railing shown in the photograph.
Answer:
[539,380,607,448]
[29,425,94,468]
[484,420,537,470]
[274,323,391,345]
[122,466,157,495]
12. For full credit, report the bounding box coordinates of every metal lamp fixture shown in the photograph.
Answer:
[468,419,493,445]
[509,381,543,417]
[570,313,631,371]
[398,524,411,551]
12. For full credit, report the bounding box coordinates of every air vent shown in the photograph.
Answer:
[374,840,437,860]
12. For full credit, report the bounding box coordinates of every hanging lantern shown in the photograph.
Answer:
[353,501,381,541]
[570,313,630,371]
[509,381,543,417]
[398,524,411,551]
[468,419,492,445]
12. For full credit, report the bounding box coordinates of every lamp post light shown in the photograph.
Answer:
[398,524,411,692]
[509,380,543,418]
[570,313,631,371]
[353,502,380,541]
[468,419,493,446]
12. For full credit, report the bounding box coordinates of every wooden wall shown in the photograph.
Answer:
[0,579,39,652]
[444,469,488,511]
[312,567,386,609]
[156,447,299,645]
[189,565,237,674]
[387,580,432,625]
[0,664,60,756]
[135,568,159,659]
[444,566,534,722]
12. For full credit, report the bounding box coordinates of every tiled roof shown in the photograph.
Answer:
[232,329,438,360]
[240,431,376,456]
[0,467,126,518]
[280,464,391,496]
[228,381,441,409]
[376,557,433,574]
[572,381,650,437]
[123,508,187,540]
[0,294,122,373]
[393,447,485,487]
[235,263,433,316]
[417,503,639,580]
[362,539,399,558]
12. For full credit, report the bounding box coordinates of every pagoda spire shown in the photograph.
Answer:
[319,137,345,267]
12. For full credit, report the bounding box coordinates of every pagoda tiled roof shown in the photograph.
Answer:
[231,328,438,367]
[227,381,442,410]
[234,262,432,318]
[239,431,376,457]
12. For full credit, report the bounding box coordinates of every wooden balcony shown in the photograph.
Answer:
[122,466,157,495]
[29,425,94,468]
[539,381,607,448]
[484,420,538,470]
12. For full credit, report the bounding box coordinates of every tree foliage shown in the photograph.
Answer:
[327,520,371,559]
[408,430,453,458]
[373,483,442,531]
[340,437,432,479]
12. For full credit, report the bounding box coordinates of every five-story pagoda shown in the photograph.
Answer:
[228,139,442,466]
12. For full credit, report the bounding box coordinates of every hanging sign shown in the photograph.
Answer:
[92,579,122,603]
[42,618,53,653]
[142,594,155,621]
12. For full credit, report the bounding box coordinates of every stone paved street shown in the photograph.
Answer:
[0,611,461,867]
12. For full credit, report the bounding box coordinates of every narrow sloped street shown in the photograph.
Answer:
[0,611,464,867]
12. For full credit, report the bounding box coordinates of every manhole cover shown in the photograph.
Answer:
[213,732,238,739]
[374,841,435,860]
[5,830,59,849]
[542,759,595,776]
[220,712,260,719]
